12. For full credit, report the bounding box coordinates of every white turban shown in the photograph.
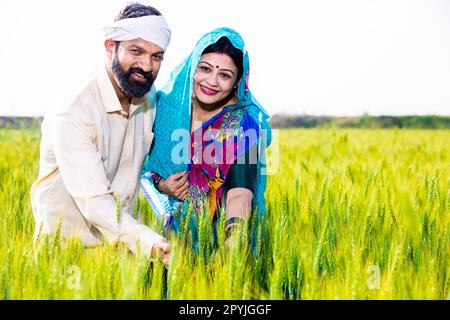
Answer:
[103,15,171,51]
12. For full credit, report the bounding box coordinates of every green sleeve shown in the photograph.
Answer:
[224,146,258,193]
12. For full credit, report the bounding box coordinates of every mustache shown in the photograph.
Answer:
[111,56,155,98]
[127,67,154,82]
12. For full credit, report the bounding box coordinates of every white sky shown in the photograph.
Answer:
[0,0,449,117]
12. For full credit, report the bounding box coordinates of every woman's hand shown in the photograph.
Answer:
[158,171,189,201]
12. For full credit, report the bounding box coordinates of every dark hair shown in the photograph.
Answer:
[202,37,244,81]
[114,2,162,21]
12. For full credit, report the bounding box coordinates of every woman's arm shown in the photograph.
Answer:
[224,188,253,248]
[223,145,258,243]
[226,188,253,221]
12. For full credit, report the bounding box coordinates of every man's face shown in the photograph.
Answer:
[107,39,164,98]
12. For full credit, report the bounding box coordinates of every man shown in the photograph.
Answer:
[30,3,171,264]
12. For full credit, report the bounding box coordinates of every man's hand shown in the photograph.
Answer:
[152,238,170,267]
[158,171,189,201]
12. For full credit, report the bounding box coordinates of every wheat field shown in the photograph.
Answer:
[0,128,448,300]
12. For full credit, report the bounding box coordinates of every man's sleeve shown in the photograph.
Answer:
[51,113,164,258]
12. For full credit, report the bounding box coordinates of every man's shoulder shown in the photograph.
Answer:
[44,71,102,121]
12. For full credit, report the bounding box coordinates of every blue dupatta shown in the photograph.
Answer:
[141,27,272,230]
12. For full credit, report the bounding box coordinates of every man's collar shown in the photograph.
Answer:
[97,65,123,113]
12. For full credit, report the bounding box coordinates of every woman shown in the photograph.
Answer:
[141,27,271,247]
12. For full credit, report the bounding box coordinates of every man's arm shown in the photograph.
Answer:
[51,113,166,259]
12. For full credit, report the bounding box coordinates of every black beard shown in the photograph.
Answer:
[111,56,155,98]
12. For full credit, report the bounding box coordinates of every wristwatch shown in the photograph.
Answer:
[153,175,163,193]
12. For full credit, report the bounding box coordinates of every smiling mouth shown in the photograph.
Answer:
[131,72,147,82]
[199,85,219,96]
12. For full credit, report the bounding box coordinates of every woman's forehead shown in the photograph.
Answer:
[199,52,237,70]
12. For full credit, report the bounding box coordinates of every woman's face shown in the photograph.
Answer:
[193,52,239,106]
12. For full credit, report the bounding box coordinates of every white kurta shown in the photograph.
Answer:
[30,66,164,258]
